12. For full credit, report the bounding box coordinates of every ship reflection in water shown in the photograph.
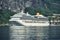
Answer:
[10,26,48,40]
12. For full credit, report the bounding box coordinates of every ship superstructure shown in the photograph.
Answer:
[9,10,49,26]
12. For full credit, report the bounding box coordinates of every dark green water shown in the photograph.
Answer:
[0,26,10,40]
[48,26,60,40]
[0,26,60,40]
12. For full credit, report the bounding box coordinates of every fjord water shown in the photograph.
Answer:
[0,25,60,40]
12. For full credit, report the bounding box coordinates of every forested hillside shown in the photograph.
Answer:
[0,9,16,24]
[25,0,60,15]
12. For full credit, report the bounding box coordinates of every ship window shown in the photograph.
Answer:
[22,20,46,23]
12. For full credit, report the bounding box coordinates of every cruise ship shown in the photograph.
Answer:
[9,10,49,26]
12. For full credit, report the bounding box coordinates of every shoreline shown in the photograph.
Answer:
[0,24,9,26]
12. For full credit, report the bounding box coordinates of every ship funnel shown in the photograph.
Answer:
[36,12,40,16]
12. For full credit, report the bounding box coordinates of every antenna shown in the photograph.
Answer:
[21,10,24,13]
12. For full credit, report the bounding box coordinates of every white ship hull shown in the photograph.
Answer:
[17,20,49,26]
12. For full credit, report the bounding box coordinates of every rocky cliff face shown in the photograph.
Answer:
[0,0,47,9]
[0,0,60,13]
